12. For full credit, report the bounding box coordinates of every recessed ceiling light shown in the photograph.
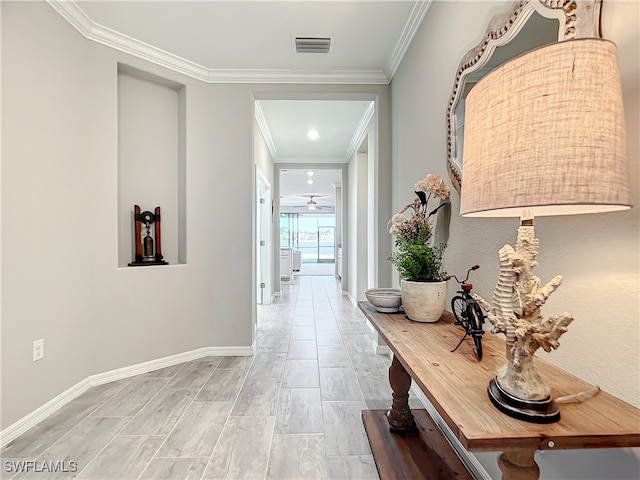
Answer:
[307,170,314,176]
[307,129,319,141]
[307,179,314,185]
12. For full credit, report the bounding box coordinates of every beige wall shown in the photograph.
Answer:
[0,1,392,428]
[391,0,639,476]
[348,151,369,301]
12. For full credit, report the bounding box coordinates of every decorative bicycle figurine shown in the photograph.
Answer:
[444,265,486,360]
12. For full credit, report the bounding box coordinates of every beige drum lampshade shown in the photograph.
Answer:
[460,39,631,218]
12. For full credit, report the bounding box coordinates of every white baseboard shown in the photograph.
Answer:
[364,318,376,338]
[362,319,390,355]
[372,338,390,355]
[0,344,255,448]
[346,292,358,306]
[0,378,92,451]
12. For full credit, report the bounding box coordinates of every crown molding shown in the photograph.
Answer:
[47,0,393,85]
[277,157,347,164]
[46,0,210,82]
[254,101,278,160]
[346,101,375,160]
[386,0,433,80]
[207,69,389,85]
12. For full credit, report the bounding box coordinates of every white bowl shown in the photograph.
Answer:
[365,288,402,313]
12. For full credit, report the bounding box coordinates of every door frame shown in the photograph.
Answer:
[256,166,272,304]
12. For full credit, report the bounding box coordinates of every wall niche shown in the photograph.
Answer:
[117,64,186,267]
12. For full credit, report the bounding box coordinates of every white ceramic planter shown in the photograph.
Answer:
[401,280,447,323]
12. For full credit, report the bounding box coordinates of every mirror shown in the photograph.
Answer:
[446,0,602,192]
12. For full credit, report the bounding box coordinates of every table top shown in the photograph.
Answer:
[359,301,640,452]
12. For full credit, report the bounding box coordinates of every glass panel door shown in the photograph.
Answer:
[298,216,318,263]
[280,213,335,264]
[318,226,335,263]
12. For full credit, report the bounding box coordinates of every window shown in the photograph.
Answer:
[280,213,335,263]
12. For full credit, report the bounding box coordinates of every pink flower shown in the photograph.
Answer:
[415,174,450,199]
[389,173,450,243]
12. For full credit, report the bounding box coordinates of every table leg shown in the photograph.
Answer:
[498,448,540,480]
[386,355,417,432]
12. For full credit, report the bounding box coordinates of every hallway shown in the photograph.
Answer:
[1,276,404,480]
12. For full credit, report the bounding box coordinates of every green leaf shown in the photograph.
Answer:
[388,224,446,282]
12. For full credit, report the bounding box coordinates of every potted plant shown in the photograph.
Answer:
[388,174,450,322]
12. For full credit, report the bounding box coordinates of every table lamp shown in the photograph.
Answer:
[460,39,631,423]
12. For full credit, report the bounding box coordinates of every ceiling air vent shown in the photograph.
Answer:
[295,37,331,54]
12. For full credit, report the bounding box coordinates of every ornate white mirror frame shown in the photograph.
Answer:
[446,0,602,192]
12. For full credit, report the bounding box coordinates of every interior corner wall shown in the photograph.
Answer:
[254,120,275,191]
[347,154,358,299]
[340,168,349,294]
[348,151,369,302]
[357,152,369,296]
[334,186,343,279]
[373,96,393,288]
[366,138,376,289]
[391,0,639,477]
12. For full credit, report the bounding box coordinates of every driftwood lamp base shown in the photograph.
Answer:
[488,378,560,424]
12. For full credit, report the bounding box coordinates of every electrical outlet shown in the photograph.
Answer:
[33,339,44,362]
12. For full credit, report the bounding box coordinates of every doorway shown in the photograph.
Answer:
[253,94,380,297]
[278,167,342,277]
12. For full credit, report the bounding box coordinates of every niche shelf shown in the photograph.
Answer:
[117,64,186,267]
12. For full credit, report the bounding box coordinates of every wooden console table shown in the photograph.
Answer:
[358,301,640,480]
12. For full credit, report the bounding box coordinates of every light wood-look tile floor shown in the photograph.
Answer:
[2,276,414,480]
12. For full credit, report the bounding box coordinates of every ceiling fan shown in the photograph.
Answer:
[298,194,331,211]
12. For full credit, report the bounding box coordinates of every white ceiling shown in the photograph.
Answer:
[257,99,372,164]
[68,0,430,83]
[52,0,432,211]
[278,168,343,213]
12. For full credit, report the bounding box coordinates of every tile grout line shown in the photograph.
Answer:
[2,380,137,468]
[325,276,378,468]
[262,281,298,480]
[17,399,113,478]
[75,366,186,479]
[270,276,304,478]
[197,354,258,480]
[135,359,221,480]
[317,276,334,478]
